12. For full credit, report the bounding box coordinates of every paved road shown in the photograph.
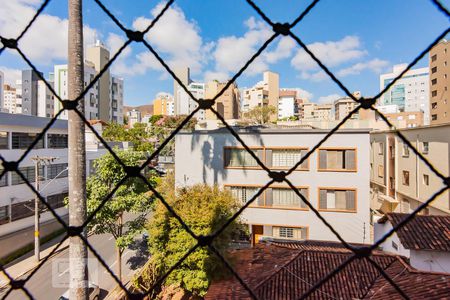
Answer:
[1,233,149,299]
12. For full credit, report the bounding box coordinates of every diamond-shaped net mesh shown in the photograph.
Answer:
[1,0,449,299]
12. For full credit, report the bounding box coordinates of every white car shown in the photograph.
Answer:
[59,282,100,300]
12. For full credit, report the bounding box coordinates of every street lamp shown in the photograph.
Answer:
[31,156,58,262]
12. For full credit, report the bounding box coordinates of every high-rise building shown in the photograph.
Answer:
[379,64,430,124]
[86,40,111,122]
[54,63,99,120]
[176,82,205,120]
[173,66,191,115]
[36,80,54,118]
[278,90,298,119]
[111,76,123,124]
[429,39,450,125]
[334,92,362,120]
[0,71,4,110]
[21,70,42,116]
[242,71,279,118]
[153,93,174,116]
[3,84,21,114]
[204,80,240,120]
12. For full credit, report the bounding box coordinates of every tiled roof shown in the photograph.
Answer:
[379,213,450,251]
[206,240,450,299]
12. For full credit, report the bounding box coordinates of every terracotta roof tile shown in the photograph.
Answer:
[380,213,450,251]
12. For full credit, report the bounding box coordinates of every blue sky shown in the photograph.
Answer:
[1,0,449,106]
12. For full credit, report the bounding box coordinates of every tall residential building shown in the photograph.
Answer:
[176,82,205,120]
[175,128,371,244]
[370,123,450,217]
[111,76,123,123]
[36,80,54,118]
[278,89,298,119]
[86,40,111,122]
[126,109,141,127]
[429,39,450,125]
[242,71,279,117]
[21,70,42,116]
[173,66,191,115]
[3,84,21,114]
[334,91,361,120]
[153,93,175,116]
[54,63,99,120]
[204,80,240,120]
[379,64,430,124]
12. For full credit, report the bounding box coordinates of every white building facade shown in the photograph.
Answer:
[175,128,371,244]
[176,82,205,120]
[379,64,430,125]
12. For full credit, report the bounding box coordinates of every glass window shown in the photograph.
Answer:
[272,188,308,208]
[0,205,9,225]
[423,174,429,186]
[47,134,68,148]
[47,192,68,209]
[403,171,410,186]
[47,163,68,179]
[273,226,307,240]
[229,186,260,205]
[319,189,356,211]
[11,166,44,185]
[11,132,44,149]
[268,149,308,169]
[402,144,410,157]
[11,200,34,221]
[0,166,8,187]
[224,148,260,167]
[318,149,356,171]
[422,142,429,154]
[0,132,8,149]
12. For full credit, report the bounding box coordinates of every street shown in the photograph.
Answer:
[0,232,149,299]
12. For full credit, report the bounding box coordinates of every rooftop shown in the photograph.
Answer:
[378,213,450,252]
[206,240,450,299]
[180,126,371,135]
[0,112,67,129]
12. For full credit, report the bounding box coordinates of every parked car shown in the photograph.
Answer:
[59,282,100,300]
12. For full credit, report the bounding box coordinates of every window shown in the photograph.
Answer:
[318,149,356,171]
[431,66,437,73]
[47,163,68,179]
[11,132,44,149]
[392,241,398,251]
[423,174,429,186]
[47,192,68,209]
[402,171,410,186]
[432,114,437,121]
[0,166,8,187]
[431,79,437,85]
[224,148,261,168]
[273,226,307,240]
[431,102,437,109]
[0,132,8,149]
[11,200,35,221]
[266,148,308,169]
[271,188,308,209]
[422,142,429,154]
[47,134,68,148]
[402,144,409,157]
[0,206,9,225]
[11,166,43,185]
[431,54,437,62]
[378,142,384,155]
[319,188,356,212]
[229,186,261,205]
[431,90,437,97]
[378,165,384,178]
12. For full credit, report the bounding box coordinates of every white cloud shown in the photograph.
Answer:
[0,66,21,86]
[294,88,313,100]
[204,71,229,83]
[291,36,367,81]
[316,93,341,104]
[299,70,328,82]
[337,58,389,77]
[0,0,97,65]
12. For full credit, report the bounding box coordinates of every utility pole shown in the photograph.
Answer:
[31,156,57,263]
[68,0,88,298]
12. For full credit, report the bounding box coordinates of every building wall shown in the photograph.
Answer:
[173,67,190,115]
[278,95,296,119]
[175,129,371,244]
[36,80,54,118]
[373,221,410,257]
[205,81,240,120]
[384,111,424,128]
[177,82,205,120]
[410,249,450,273]
[429,40,450,125]
[3,85,22,114]
[0,71,4,110]
[21,70,41,116]
[111,76,123,124]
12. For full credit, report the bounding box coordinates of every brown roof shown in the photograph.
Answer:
[206,240,450,300]
[379,213,450,251]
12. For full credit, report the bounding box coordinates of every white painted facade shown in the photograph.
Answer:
[0,113,107,237]
[110,76,124,124]
[380,64,430,125]
[176,82,205,120]
[175,128,371,244]
[36,80,54,118]
[375,220,450,273]
[3,85,22,114]
[127,109,141,127]
[278,95,296,119]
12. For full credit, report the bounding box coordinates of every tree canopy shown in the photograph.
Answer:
[244,105,277,124]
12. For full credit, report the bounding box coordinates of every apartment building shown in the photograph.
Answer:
[175,127,371,244]
[242,71,279,116]
[429,39,450,125]
[176,82,205,120]
[3,84,22,114]
[111,76,123,123]
[173,66,191,115]
[0,113,107,258]
[334,92,361,120]
[383,111,424,128]
[278,90,298,119]
[153,93,175,116]
[204,80,240,120]
[300,102,333,121]
[379,64,430,124]
[126,109,141,127]
[370,123,450,217]
[54,63,99,120]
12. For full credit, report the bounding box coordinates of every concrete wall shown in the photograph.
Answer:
[374,221,410,257]
[410,249,450,273]
[175,128,371,244]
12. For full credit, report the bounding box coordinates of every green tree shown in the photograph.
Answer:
[144,173,243,297]
[244,105,277,124]
[86,150,157,281]
[103,122,154,152]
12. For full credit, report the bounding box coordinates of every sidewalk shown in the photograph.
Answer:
[0,233,68,289]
